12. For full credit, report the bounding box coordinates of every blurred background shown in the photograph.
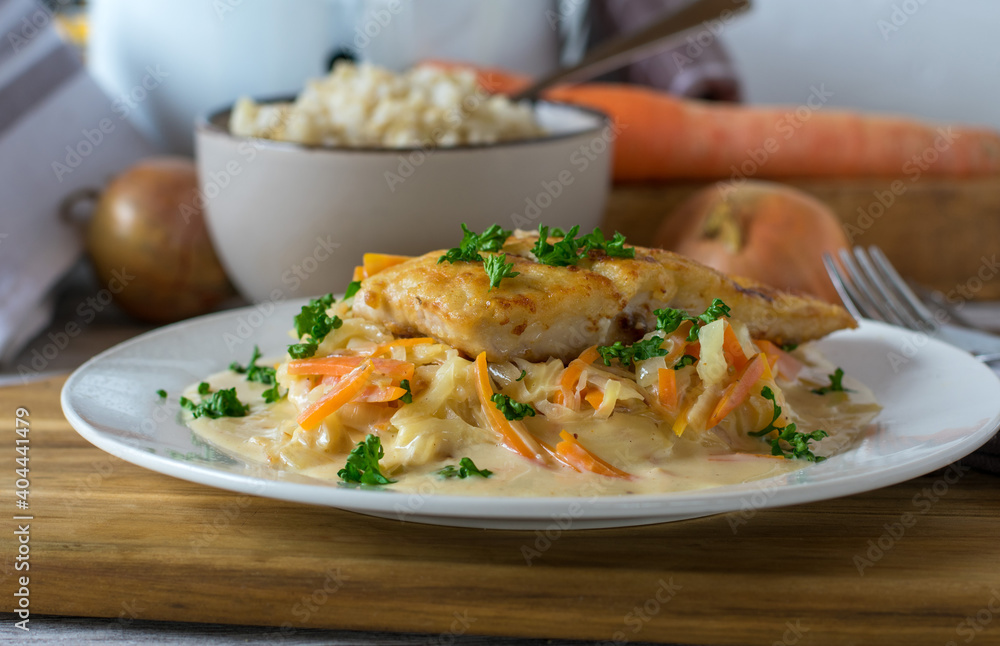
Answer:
[80,0,1000,154]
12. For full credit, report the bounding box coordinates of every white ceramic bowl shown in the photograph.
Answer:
[194,101,611,303]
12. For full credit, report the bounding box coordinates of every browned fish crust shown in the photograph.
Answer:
[353,231,856,362]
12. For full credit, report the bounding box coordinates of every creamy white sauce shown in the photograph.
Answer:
[183,348,880,498]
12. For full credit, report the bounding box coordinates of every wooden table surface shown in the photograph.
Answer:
[2,376,999,646]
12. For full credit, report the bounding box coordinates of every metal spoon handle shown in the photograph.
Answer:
[513,0,751,101]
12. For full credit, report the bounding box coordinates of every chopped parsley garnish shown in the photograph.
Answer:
[531,224,583,266]
[749,386,827,462]
[399,379,413,404]
[344,280,362,299]
[197,382,211,395]
[530,225,635,266]
[516,369,527,382]
[438,457,493,479]
[474,224,511,252]
[491,393,536,421]
[287,342,318,359]
[780,343,798,352]
[654,309,687,336]
[673,354,698,370]
[811,367,852,395]
[288,294,344,359]
[287,294,342,359]
[437,223,633,291]
[596,336,668,368]
[337,434,395,485]
[437,224,518,291]
[180,387,249,419]
[231,345,284,402]
[484,253,519,290]
[156,389,167,399]
[294,294,342,341]
[601,299,731,369]
[261,383,282,404]
[438,223,512,264]
[581,228,634,258]
[654,298,732,342]
[771,426,829,462]
[230,345,276,386]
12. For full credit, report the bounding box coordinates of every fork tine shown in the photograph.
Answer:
[836,248,893,323]
[910,282,978,328]
[868,246,940,330]
[822,253,863,321]
[852,247,922,330]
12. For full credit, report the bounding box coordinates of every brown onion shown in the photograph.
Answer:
[85,157,233,322]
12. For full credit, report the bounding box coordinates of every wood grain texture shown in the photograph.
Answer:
[603,177,1000,300]
[2,377,999,646]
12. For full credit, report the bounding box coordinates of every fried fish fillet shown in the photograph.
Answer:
[352,231,856,362]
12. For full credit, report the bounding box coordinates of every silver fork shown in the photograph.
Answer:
[823,246,1000,364]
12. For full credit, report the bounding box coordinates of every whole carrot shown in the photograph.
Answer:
[432,62,1000,182]
[546,84,1000,181]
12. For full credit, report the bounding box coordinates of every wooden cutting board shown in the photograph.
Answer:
[2,376,999,645]
[604,177,1000,301]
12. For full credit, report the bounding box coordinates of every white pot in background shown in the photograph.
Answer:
[355,0,561,76]
[87,0,352,154]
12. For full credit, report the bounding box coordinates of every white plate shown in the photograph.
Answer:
[61,300,1000,530]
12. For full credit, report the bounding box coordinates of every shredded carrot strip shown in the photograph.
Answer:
[351,265,365,282]
[297,360,375,430]
[473,352,544,462]
[362,253,412,278]
[537,439,579,471]
[672,402,691,437]
[555,430,631,479]
[560,346,600,389]
[657,368,678,410]
[706,352,768,429]
[288,356,414,380]
[579,345,601,365]
[760,346,779,372]
[557,345,600,408]
[754,340,803,379]
[722,323,749,371]
[583,388,604,410]
[320,375,407,403]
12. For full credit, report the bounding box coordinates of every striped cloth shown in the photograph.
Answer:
[0,0,153,364]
